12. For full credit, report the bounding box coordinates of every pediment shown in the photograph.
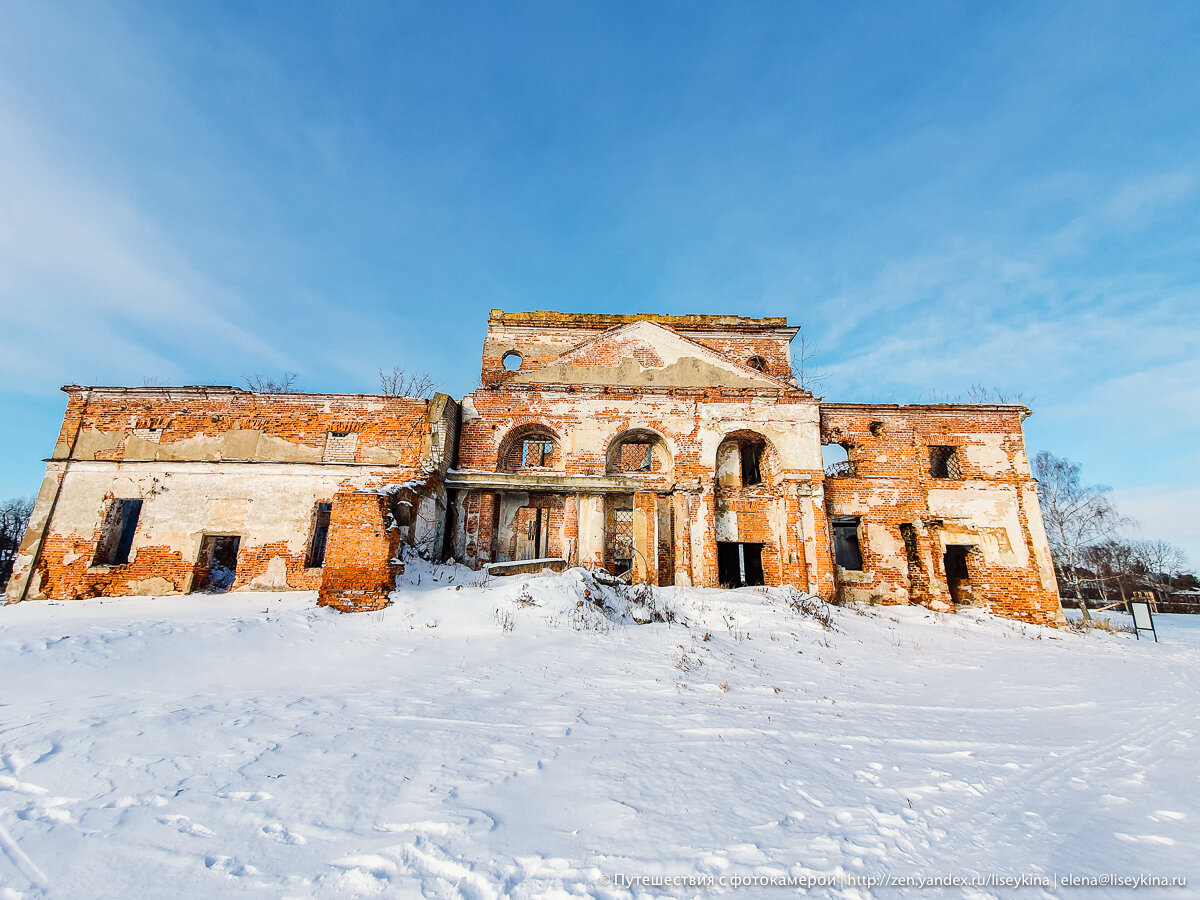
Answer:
[509,320,791,390]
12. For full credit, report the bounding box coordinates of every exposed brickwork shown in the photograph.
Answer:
[317,492,405,612]
[51,387,434,464]
[9,311,1063,627]
[450,312,1063,626]
[819,405,1061,624]
[7,389,455,607]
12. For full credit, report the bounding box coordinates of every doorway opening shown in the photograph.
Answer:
[605,498,634,577]
[192,535,241,593]
[513,506,548,561]
[717,541,764,588]
[943,544,974,605]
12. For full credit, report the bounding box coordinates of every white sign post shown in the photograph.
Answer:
[1130,599,1157,642]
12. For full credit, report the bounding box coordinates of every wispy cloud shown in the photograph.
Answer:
[0,99,297,390]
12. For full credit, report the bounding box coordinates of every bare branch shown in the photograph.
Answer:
[242,372,301,393]
[0,496,36,589]
[378,366,436,399]
[965,383,1027,405]
[1131,538,1189,589]
[790,334,828,392]
[1033,451,1129,619]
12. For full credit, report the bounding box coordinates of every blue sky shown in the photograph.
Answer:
[2,1,1198,561]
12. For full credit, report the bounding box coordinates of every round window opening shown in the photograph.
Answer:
[747,356,768,372]
[501,351,523,372]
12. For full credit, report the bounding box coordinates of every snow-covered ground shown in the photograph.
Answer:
[1,560,1197,899]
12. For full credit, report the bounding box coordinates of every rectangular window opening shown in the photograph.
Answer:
[741,442,764,486]
[93,499,143,566]
[607,503,634,575]
[192,535,241,594]
[307,501,332,568]
[832,516,863,571]
[929,446,962,479]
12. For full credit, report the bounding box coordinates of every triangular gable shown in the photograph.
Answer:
[509,320,793,390]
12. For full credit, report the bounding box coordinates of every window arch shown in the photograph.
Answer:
[716,430,779,489]
[747,355,768,372]
[605,428,673,477]
[497,423,562,472]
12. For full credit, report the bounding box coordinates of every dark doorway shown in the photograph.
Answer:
[306,502,332,568]
[943,544,973,605]
[93,499,143,566]
[717,541,764,588]
[832,516,863,571]
[192,536,241,593]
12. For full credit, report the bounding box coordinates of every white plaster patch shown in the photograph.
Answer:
[247,556,293,591]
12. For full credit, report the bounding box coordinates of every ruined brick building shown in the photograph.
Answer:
[5,311,1064,625]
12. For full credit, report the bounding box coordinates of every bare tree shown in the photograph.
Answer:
[1132,539,1189,594]
[965,383,1027,405]
[1033,452,1127,621]
[0,497,35,589]
[1083,538,1138,608]
[790,334,828,392]
[242,372,301,393]
[378,366,436,399]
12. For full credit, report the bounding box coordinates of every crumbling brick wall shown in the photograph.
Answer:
[6,387,456,603]
[819,404,1062,625]
[317,491,406,612]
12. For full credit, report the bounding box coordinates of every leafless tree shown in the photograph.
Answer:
[1132,539,1189,594]
[1034,452,1127,621]
[965,383,1027,405]
[141,376,171,387]
[1083,538,1139,608]
[790,334,828,392]
[0,497,35,589]
[378,366,436,399]
[242,372,301,393]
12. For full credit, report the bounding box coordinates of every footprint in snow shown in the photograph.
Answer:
[159,814,215,837]
[205,854,259,877]
[1149,810,1186,822]
[218,790,272,801]
[1114,832,1176,846]
[260,822,306,845]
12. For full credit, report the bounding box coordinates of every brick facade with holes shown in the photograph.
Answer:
[7,388,456,609]
[8,311,1063,626]
[449,311,1063,625]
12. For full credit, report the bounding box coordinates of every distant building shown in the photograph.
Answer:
[5,310,1064,625]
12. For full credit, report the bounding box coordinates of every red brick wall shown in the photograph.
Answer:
[53,387,433,463]
[819,404,1061,624]
[318,492,404,612]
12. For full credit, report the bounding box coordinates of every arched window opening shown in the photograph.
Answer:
[747,355,768,372]
[605,429,672,477]
[501,351,523,372]
[822,442,854,477]
[498,425,560,472]
[716,431,778,489]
